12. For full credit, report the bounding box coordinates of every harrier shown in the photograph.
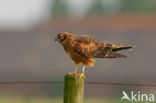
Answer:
[55,32,134,78]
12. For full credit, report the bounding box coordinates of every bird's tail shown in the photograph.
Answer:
[112,45,134,52]
[106,52,127,58]
[94,45,135,58]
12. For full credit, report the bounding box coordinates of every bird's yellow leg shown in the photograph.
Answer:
[73,64,78,75]
[68,64,78,75]
[79,65,85,78]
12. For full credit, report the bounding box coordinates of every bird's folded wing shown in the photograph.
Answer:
[73,36,105,57]
[73,36,127,58]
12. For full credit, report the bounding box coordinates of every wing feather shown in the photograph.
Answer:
[73,35,105,57]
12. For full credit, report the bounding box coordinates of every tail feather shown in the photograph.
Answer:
[106,52,127,58]
[94,45,134,58]
[112,45,133,52]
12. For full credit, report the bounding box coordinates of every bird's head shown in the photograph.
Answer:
[55,32,71,43]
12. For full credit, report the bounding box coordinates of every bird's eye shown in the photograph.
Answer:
[60,36,64,40]
[58,34,67,41]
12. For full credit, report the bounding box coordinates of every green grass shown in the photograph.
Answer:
[0,96,155,103]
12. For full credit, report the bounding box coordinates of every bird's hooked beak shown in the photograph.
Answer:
[54,37,59,41]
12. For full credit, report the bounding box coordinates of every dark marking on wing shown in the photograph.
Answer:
[73,35,105,57]
[94,47,112,58]
[95,46,127,58]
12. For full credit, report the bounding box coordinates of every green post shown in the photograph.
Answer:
[64,74,84,103]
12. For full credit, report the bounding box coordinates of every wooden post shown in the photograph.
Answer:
[64,74,84,103]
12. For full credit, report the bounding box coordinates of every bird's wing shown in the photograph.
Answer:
[73,35,105,57]
[73,35,127,58]
[94,46,127,58]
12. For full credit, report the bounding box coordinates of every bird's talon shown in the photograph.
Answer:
[73,72,77,75]
[68,72,77,75]
[79,73,85,78]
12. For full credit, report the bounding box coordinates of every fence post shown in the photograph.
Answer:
[64,74,84,103]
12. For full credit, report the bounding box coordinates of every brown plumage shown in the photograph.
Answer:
[55,32,133,77]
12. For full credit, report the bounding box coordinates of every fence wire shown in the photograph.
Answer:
[0,81,156,87]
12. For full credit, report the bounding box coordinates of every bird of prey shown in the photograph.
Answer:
[55,32,133,78]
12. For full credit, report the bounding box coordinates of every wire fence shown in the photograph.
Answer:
[0,81,156,87]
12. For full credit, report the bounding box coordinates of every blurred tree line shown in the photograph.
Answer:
[121,0,156,13]
[51,0,156,15]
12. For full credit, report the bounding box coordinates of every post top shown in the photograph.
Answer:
[65,74,85,79]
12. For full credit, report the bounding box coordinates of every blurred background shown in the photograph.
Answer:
[0,0,156,103]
